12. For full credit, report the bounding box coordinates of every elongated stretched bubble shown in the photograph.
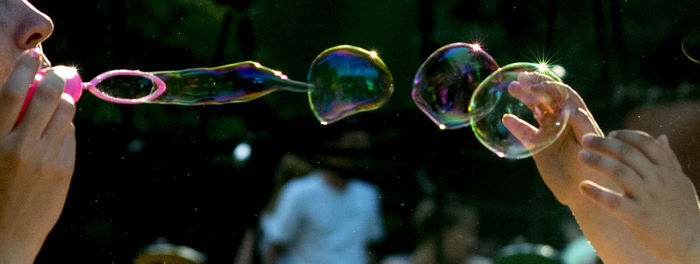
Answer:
[142,61,310,105]
[39,46,393,125]
[307,45,394,125]
[469,62,571,159]
[412,43,499,129]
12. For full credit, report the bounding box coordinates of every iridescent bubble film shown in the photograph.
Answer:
[683,29,700,64]
[412,43,499,129]
[307,45,394,125]
[469,62,570,159]
[143,61,310,105]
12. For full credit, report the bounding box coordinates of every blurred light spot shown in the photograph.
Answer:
[550,64,566,78]
[128,138,144,153]
[233,142,252,162]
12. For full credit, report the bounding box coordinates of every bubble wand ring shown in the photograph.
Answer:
[86,69,166,104]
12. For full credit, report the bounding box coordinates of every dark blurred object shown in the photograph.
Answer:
[134,237,207,264]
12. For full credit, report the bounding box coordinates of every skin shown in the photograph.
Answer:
[504,73,668,263]
[579,130,700,264]
[0,1,76,263]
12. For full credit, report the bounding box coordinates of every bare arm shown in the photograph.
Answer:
[504,80,667,263]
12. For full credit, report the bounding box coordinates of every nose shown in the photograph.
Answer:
[16,1,54,50]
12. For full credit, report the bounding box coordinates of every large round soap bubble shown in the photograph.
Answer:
[469,62,572,159]
[412,43,499,129]
[307,45,394,125]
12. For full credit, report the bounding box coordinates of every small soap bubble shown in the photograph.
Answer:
[469,62,571,159]
[307,45,394,125]
[412,42,499,129]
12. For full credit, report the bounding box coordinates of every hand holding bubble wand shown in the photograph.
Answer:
[413,42,573,159]
[21,45,394,125]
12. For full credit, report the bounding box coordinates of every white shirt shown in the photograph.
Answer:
[262,172,384,264]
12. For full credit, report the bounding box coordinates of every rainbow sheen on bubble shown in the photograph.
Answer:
[142,62,310,105]
[469,62,571,159]
[683,30,700,64]
[307,45,394,125]
[85,45,393,124]
[412,43,499,129]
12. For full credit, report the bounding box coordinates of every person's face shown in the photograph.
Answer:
[0,0,53,84]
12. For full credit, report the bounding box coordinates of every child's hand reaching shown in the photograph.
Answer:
[579,130,700,264]
[502,72,608,206]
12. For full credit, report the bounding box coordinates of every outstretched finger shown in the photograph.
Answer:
[502,113,537,148]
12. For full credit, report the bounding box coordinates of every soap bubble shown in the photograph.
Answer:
[469,62,571,159]
[412,42,499,129]
[307,45,394,125]
[683,29,700,64]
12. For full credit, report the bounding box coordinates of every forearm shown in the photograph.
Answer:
[675,200,700,264]
[0,233,44,264]
[567,198,669,264]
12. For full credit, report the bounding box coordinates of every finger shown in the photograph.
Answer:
[517,71,555,86]
[607,130,665,165]
[657,134,684,173]
[41,94,76,150]
[562,87,604,138]
[502,113,537,148]
[508,82,556,119]
[657,134,680,161]
[579,148,645,197]
[569,107,603,145]
[508,75,564,116]
[14,69,65,139]
[582,134,657,182]
[0,48,42,135]
[57,124,77,177]
[579,180,636,221]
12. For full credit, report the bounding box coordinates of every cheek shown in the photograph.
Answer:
[0,41,18,85]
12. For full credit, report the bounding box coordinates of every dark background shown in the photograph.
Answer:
[31,0,699,263]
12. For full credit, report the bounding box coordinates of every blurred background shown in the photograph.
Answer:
[32,0,698,263]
